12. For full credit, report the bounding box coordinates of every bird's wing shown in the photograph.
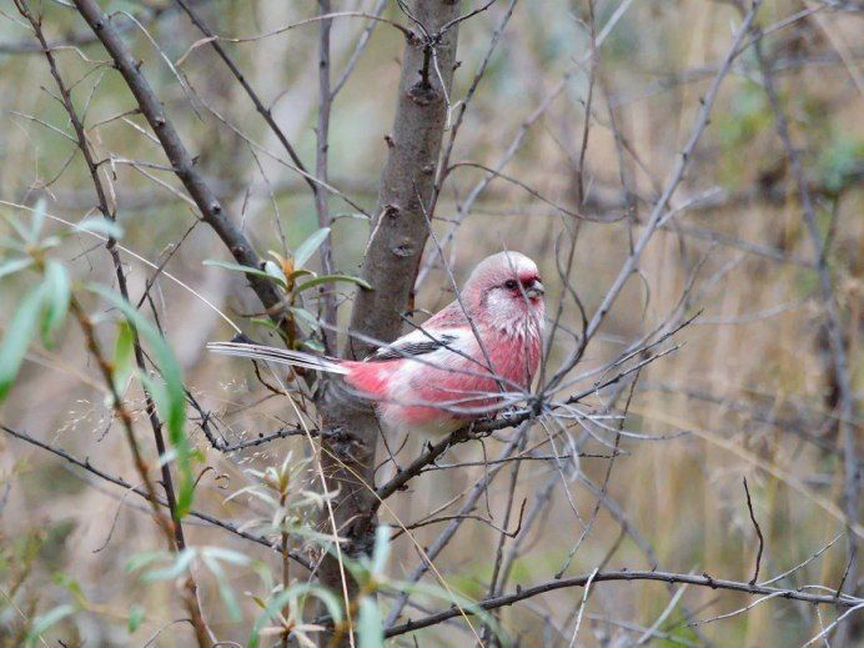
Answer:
[366,328,466,362]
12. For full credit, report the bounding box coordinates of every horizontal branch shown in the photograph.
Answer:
[385,568,864,638]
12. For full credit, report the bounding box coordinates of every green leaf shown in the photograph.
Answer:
[302,338,325,353]
[288,268,314,281]
[53,573,88,608]
[263,260,287,286]
[1,211,31,242]
[143,548,196,582]
[89,285,194,518]
[286,306,321,337]
[249,584,343,648]
[113,321,136,394]
[202,547,252,566]
[41,261,70,347]
[128,604,146,633]
[371,525,391,576]
[0,282,47,402]
[26,604,75,647]
[76,217,124,240]
[0,257,33,279]
[294,274,372,295]
[358,596,384,648]
[126,551,166,574]
[29,199,46,244]
[201,553,242,623]
[140,374,193,517]
[293,227,330,269]
[203,259,287,288]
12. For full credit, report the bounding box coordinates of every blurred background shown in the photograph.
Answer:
[1,0,864,646]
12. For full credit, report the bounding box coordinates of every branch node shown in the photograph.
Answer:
[391,240,417,258]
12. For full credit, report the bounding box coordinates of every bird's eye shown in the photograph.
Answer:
[504,279,518,290]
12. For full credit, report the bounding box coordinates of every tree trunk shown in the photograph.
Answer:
[316,0,462,641]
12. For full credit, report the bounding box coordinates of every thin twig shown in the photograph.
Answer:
[743,477,765,585]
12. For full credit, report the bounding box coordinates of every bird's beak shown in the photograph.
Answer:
[526,281,545,299]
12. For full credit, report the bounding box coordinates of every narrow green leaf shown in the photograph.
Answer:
[286,306,320,337]
[371,525,391,576]
[113,321,136,394]
[89,285,194,518]
[293,227,330,269]
[53,573,88,608]
[202,547,252,566]
[201,554,243,623]
[41,261,70,347]
[358,596,384,648]
[128,604,146,633]
[0,257,33,279]
[203,259,287,288]
[29,199,46,244]
[249,584,343,648]
[0,283,47,402]
[76,217,124,240]
[126,551,166,574]
[143,548,196,582]
[294,274,372,295]
[1,211,31,242]
[287,268,313,281]
[263,260,287,286]
[302,339,325,353]
[26,604,75,647]
[142,373,194,518]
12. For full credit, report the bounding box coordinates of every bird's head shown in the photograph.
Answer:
[463,251,545,330]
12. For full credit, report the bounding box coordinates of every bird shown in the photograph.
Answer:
[208,251,545,438]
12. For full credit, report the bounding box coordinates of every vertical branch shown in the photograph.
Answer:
[345,1,462,358]
[315,1,463,641]
[743,477,765,585]
[575,0,596,207]
[316,0,337,354]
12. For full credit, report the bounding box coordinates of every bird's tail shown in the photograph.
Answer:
[207,341,349,375]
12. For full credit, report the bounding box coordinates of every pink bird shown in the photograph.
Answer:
[208,251,545,437]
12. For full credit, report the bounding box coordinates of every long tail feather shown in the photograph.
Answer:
[207,341,348,375]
